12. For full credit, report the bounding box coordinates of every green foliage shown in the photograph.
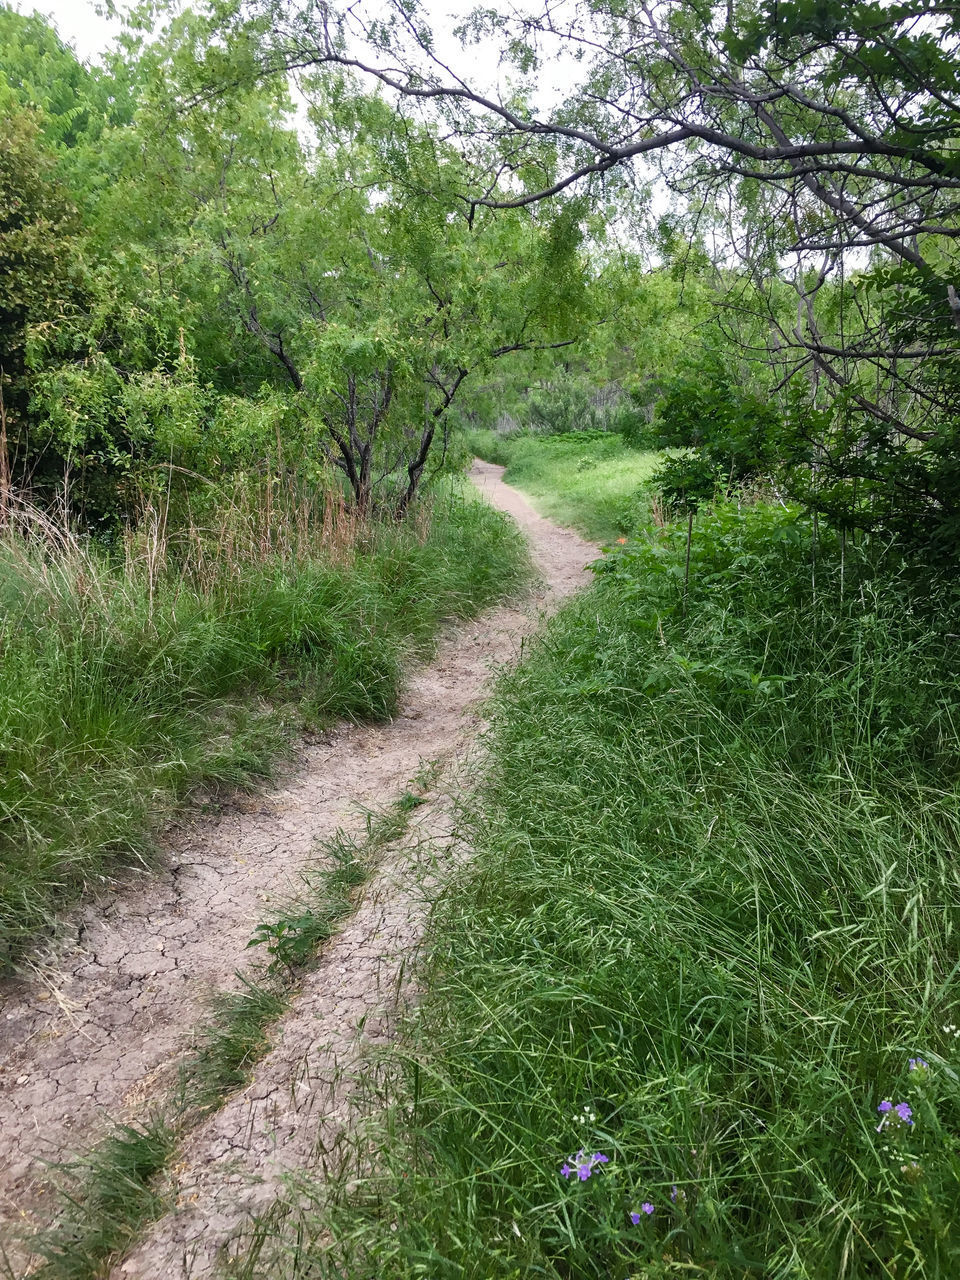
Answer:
[645,349,789,509]
[522,381,643,438]
[647,452,722,512]
[0,482,528,964]
[0,4,598,523]
[0,108,79,419]
[252,502,960,1277]
[780,373,960,564]
[0,5,133,149]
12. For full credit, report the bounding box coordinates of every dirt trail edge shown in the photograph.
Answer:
[0,461,597,1275]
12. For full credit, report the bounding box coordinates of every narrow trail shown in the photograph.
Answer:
[0,462,597,1276]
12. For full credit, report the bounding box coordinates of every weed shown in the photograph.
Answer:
[26,1117,178,1279]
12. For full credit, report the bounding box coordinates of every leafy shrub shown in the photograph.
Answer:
[522,382,644,438]
[645,352,787,510]
[646,452,721,511]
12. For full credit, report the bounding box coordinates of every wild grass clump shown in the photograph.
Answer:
[468,428,660,542]
[0,480,527,964]
[25,1116,178,1279]
[257,502,960,1278]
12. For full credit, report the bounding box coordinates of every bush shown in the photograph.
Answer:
[645,353,788,510]
[522,382,645,438]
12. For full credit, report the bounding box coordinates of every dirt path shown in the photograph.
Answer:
[0,461,597,1276]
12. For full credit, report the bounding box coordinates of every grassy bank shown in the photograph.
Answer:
[0,481,527,965]
[468,428,660,542]
[252,503,960,1277]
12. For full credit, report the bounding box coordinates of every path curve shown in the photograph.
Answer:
[0,462,597,1275]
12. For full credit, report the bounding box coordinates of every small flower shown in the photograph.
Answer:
[616,537,627,545]
[641,1202,655,1215]
[561,1148,609,1182]
[877,1099,914,1132]
[629,1211,641,1225]
[909,1057,929,1072]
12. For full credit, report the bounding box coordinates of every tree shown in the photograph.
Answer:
[135,9,594,510]
[0,108,81,502]
[8,4,592,517]
[246,0,960,553]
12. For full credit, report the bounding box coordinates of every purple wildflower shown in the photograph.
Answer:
[641,1202,655,1216]
[877,1099,914,1132]
[670,1185,679,1202]
[629,1212,641,1225]
[560,1148,610,1182]
[909,1058,929,1072]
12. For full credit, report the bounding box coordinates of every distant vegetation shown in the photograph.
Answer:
[468,427,660,544]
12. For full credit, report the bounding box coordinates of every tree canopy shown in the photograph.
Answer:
[239,0,960,554]
[4,0,960,556]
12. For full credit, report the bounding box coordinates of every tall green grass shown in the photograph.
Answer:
[245,503,960,1278]
[468,428,661,542]
[0,481,527,965]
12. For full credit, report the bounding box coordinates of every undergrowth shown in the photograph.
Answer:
[468,428,660,542]
[0,480,527,964]
[234,502,960,1278]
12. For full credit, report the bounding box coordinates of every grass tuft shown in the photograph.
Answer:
[181,976,288,1113]
[26,1117,178,1279]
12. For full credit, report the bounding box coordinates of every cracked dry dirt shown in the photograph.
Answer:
[0,461,598,1277]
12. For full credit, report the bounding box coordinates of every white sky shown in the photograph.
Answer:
[9,0,571,102]
[11,0,123,62]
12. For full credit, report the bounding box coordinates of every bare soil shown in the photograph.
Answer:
[0,462,597,1276]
